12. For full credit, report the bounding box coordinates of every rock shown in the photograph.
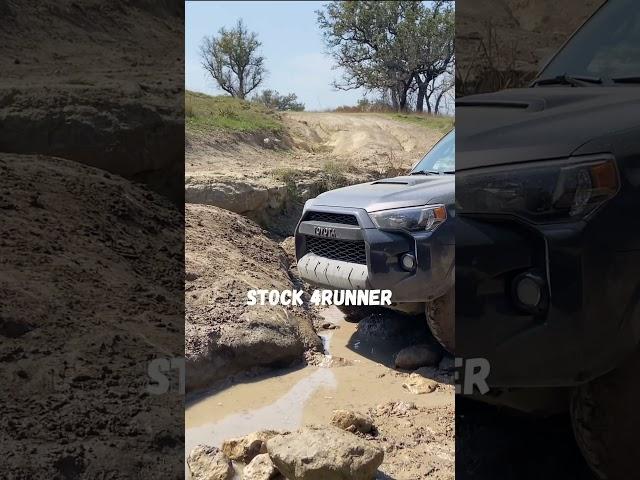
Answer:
[356,313,405,338]
[394,344,443,370]
[279,236,296,259]
[187,445,233,480]
[242,453,280,480]
[402,373,438,395]
[375,401,417,417]
[330,410,374,434]
[267,426,384,480]
[321,321,339,330]
[221,430,280,463]
[319,356,353,368]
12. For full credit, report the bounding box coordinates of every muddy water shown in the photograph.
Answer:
[185,306,451,461]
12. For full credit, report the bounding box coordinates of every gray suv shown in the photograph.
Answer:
[295,130,455,349]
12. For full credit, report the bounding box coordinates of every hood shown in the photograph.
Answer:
[457,87,640,170]
[310,175,454,212]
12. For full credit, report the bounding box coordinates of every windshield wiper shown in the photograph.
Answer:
[531,74,603,87]
[410,170,442,175]
[612,76,640,84]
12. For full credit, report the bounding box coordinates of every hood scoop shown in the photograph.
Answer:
[371,179,410,185]
[457,97,546,112]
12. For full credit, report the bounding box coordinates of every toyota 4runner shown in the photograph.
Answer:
[295,129,455,347]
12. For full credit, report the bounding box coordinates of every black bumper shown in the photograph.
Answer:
[456,212,640,387]
[295,206,454,304]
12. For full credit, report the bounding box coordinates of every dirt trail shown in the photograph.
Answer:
[186,306,455,480]
[284,112,441,159]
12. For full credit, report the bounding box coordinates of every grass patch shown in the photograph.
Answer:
[186,90,283,133]
[271,167,304,202]
[385,113,454,133]
[377,150,409,178]
[321,160,349,186]
[271,162,353,203]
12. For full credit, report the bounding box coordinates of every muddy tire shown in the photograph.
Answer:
[570,348,640,480]
[426,288,455,354]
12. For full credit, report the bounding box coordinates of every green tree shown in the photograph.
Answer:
[317,1,454,112]
[252,90,305,111]
[199,19,267,99]
[317,1,416,111]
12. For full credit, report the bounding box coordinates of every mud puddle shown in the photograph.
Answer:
[186,306,452,477]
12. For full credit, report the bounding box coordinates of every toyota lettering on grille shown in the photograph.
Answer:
[314,226,337,238]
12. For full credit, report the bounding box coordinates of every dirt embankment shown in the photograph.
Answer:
[185,204,322,392]
[185,112,447,234]
[0,0,184,203]
[1,2,186,477]
[0,154,184,478]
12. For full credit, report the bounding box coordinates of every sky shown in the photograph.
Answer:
[185,1,367,110]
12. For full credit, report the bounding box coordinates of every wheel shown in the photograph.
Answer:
[571,348,640,480]
[426,287,455,354]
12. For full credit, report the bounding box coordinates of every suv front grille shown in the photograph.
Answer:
[305,211,359,226]
[305,237,367,264]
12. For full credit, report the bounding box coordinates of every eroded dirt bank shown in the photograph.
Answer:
[0,0,184,203]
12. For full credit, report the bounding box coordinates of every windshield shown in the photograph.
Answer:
[411,129,455,174]
[540,0,640,82]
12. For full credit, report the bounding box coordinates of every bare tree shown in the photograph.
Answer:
[199,19,266,99]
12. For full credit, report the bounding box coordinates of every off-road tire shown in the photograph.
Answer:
[426,287,455,354]
[570,348,640,480]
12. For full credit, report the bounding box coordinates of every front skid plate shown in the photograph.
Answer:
[298,253,368,290]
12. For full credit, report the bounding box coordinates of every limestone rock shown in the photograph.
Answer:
[222,430,280,463]
[267,426,383,480]
[330,410,374,434]
[242,453,280,480]
[402,373,438,395]
[187,445,233,480]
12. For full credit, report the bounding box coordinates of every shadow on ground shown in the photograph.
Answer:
[456,397,597,480]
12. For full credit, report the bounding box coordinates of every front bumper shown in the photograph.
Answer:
[456,212,640,388]
[295,206,454,304]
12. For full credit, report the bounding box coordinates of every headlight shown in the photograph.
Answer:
[369,205,447,232]
[456,156,619,223]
